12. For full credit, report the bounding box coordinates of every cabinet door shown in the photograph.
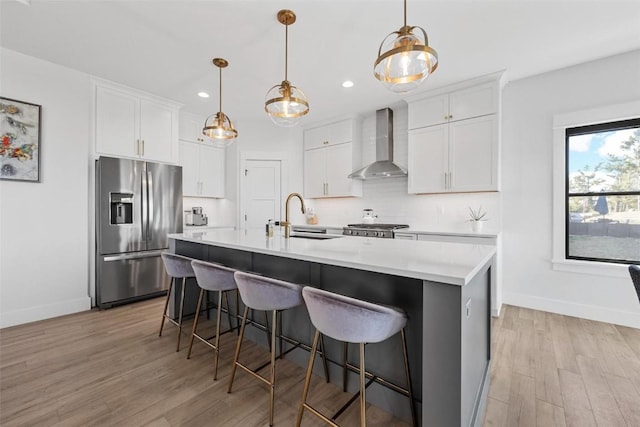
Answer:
[408,124,448,194]
[449,115,497,192]
[304,148,327,198]
[407,94,449,129]
[179,113,206,143]
[179,141,200,197]
[199,145,225,198]
[303,126,330,151]
[449,83,497,122]
[325,143,357,197]
[96,86,139,158]
[140,100,175,163]
[303,119,354,150]
[330,119,353,145]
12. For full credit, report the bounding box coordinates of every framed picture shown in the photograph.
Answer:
[0,97,42,182]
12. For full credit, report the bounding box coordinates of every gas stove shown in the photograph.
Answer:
[342,223,409,238]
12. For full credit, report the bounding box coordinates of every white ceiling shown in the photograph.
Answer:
[2,0,640,125]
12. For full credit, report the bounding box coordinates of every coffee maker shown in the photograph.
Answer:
[191,207,208,226]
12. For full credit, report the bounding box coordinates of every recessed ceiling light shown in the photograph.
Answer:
[342,81,354,88]
[198,92,210,98]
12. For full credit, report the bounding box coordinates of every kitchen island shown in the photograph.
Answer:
[168,229,495,427]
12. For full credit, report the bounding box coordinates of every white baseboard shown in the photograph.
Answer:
[0,297,92,329]
[502,292,640,328]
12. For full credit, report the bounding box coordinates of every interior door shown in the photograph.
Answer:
[242,160,281,230]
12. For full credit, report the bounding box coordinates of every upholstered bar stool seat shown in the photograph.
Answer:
[159,252,196,352]
[187,260,239,380]
[228,271,329,427]
[298,287,416,427]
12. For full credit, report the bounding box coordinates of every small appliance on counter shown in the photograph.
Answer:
[184,210,194,226]
[362,208,377,224]
[191,206,208,226]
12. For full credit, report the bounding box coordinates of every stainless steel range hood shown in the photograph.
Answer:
[348,108,407,180]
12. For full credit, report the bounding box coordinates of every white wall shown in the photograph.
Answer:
[501,49,640,328]
[0,48,92,327]
[310,104,502,231]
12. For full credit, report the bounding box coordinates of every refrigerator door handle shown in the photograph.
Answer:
[103,250,165,262]
[147,170,154,242]
[141,168,148,242]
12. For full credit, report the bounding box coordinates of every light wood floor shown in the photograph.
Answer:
[0,300,638,426]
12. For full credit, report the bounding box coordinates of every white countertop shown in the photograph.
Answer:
[401,227,499,238]
[169,229,496,286]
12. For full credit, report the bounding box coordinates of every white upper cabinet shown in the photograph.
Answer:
[408,82,498,130]
[303,118,362,199]
[406,74,502,194]
[303,119,353,151]
[179,112,207,143]
[94,80,181,163]
[179,140,225,198]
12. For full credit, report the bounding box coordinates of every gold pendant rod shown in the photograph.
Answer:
[285,23,289,82]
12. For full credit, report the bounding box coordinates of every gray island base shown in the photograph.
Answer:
[169,230,495,426]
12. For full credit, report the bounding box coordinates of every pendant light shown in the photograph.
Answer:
[265,9,309,127]
[203,58,238,142]
[373,0,438,93]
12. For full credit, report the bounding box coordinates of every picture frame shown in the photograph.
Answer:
[0,97,42,182]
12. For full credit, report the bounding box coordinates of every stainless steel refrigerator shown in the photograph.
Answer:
[96,156,183,308]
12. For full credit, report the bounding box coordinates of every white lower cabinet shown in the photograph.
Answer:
[408,114,497,194]
[304,142,362,198]
[179,141,225,198]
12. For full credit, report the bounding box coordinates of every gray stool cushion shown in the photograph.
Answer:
[302,287,407,344]
[233,271,303,311]
[191,260,237,292]
[161,253,195,279]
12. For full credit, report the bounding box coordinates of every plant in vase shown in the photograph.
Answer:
[468,206,487,233]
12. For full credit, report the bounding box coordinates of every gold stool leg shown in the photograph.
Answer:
[269,310,277,427]
[296,329,320,427]
[401,329,417,427]
[159,277,174,337]
[213,290,224,380]
[187,288,205,359]
[359,342,366,427]
[228,306,249,393]
[176,277,188,352]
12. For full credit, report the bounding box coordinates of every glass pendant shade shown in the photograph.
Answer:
[265,80,309,127]
[203,112,237,140]
[203,58,237,144]
[374,1,438,93]
[265,9,309,127]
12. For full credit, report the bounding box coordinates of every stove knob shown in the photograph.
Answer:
[377,231,385,237]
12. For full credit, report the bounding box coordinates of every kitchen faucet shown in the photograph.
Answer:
[281,192,306,238]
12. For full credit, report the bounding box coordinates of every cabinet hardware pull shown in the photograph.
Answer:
[323,141,328,145]
[142,140,145,156]
[136,139,140,155]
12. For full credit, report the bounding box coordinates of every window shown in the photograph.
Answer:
[565,118,640,264]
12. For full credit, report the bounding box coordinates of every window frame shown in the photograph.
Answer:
[564,118,640,265]
[552,100,640,278]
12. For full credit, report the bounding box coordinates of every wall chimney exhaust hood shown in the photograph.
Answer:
[348,108,407,180]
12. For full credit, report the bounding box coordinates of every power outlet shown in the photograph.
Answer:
[465,298,472,319]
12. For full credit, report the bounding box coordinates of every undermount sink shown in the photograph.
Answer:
[289,232,343,240]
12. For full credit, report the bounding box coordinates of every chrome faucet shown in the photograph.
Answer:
[282,192,306,238]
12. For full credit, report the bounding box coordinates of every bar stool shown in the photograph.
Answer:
[159,252,196,352]
[297,287,416,427]
[228,271,329,427]
[186,259,239,380]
